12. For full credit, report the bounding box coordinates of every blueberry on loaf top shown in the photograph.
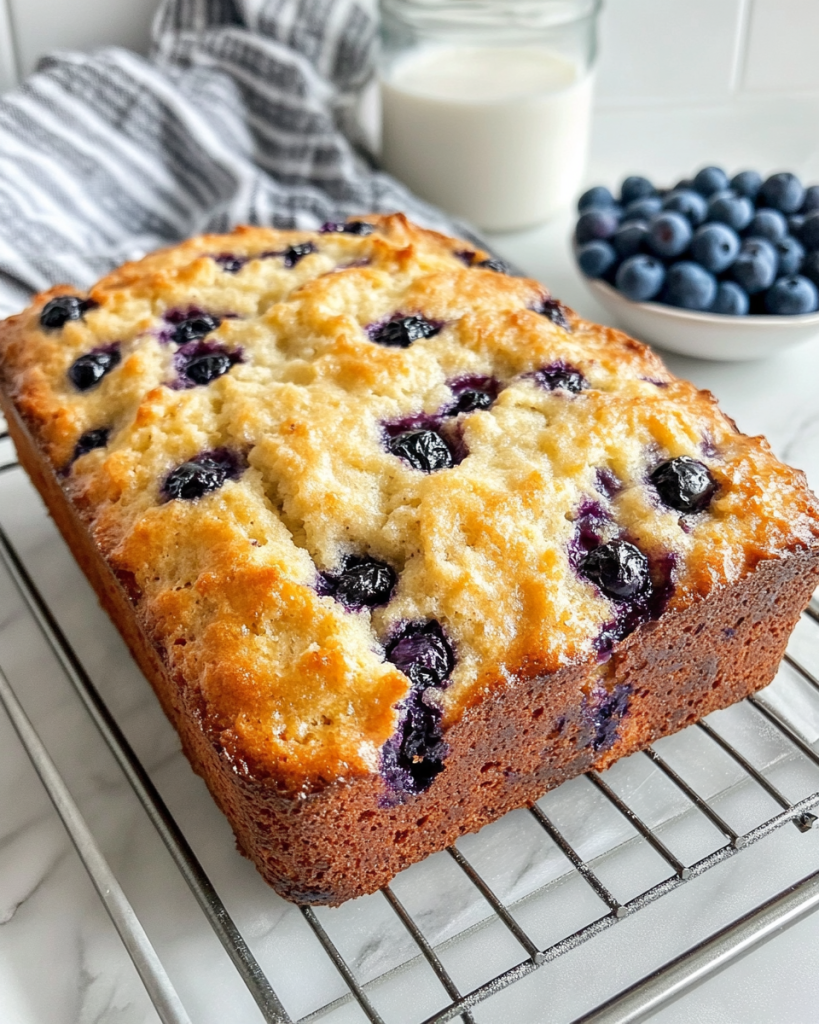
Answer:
[3,214,818,799]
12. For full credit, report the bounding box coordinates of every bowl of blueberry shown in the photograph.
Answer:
[574,167,819,361]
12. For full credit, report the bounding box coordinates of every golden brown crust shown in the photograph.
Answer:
[2,214,819,903]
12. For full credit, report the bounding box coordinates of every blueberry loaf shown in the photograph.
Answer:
[1,214,818,905]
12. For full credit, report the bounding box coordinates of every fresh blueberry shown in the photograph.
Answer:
[162,449,242,502]
[620,176,656,205]
[73,427,110,461]
[283,242,316,267]
[172,313,221,345]
[799,211,819,251]
[40,295,96,330]
[802,251,819,287]
[746,208,788,243]
[319,555,397,610]
[214,254,245,273]
[662,189,708,226]
[789,215,805,239]
[664,262,717,310]
[690,222,740,274]
[730,170,763,201]
[693,166,729,197]
[320,220,375,236]
[624,196,662,221]
[707,192,754,231]
[615,254,666,301]
[765,275,819,315]
[776,236,805,276]
[612,220,649,259]
[534,297,571,331]
[532,361,587,393]
[712,281,749,315]
[175,341,240,387]
[648,212,693,258]
[575,208,620,245]
[388,429,454,472]
[577,240,617,278]
[68,347,121,391]
[651,456,717,512]
[761,172,805,214]
[579,540,650,600]
[370,314,440,348]
[732,238,778,294]
[801,186,819,215]
[386,621,455,688]
[578,185,617,212]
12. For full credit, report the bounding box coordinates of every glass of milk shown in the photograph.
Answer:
[379,0,601,231]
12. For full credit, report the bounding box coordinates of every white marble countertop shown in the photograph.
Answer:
[2,97,819,1024]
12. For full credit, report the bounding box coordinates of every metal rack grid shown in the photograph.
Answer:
[1,429,819,1024]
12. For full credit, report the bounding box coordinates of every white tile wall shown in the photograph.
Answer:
[0,0,18,93]
[743,0,819,94]
[8,0,158,79]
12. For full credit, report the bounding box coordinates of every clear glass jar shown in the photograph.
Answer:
[379,0,602,231]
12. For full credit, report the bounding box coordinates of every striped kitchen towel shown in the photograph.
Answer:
[0,0,470,314]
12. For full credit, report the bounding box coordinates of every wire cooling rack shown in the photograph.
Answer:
[2,425,819,1024]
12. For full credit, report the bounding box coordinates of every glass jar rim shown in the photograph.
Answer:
[381,0,602,31]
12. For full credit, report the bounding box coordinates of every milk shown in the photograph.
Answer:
[380,46,594,231]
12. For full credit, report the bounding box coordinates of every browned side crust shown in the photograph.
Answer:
[4,393,818,904]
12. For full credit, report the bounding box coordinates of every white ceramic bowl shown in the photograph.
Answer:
[585,278,819,362]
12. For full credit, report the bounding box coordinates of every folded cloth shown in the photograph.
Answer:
[0,0,469,314]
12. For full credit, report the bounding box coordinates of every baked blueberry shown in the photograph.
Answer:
[162,449,243,502]
[446,375,501,416]
[651,456,717,512]
[369,314,441,348]
[592,684,632,751]
[320,555,397,610]
[450,389,492,413]
[386,621,454,688]
[532,361,587,393]
[40,295,96,330]
[283,242,316,267]
[320,220,375,236]
[174,341,241,387]
[172,313,221,345]
[579,540,650,600]
[388,429,454,472]
[214,254,245,273]
[534,297,571,330]
[68,346,121,391]
[73,427,109,461]
[476,258,511,273]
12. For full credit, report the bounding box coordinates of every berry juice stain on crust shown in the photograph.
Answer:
[40,295,98,330]
[381,621,455,799]
[161,448,245,502]
[529,360,588,394]
[651,456,717,513]
[68,345,121,392]
[317,555,397,611]
[368,314,442,349]
[320,220,375,236]
[533,296,571,331]
[173,340,243,388]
